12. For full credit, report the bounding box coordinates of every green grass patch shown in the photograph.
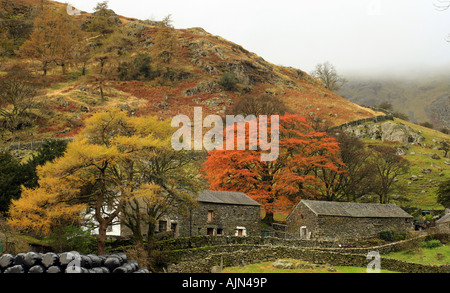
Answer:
[222,260,399,273]
[382,243,450,265]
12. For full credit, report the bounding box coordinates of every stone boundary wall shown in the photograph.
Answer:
[166,235,430,263]
[327,114,394,132]
[1,138,74,152]
[167,246,450,273]
[156,236,338,251]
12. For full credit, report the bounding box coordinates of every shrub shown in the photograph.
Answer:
[393,231,407,241]
[379,229,394,242]
[47,225,97,254]
[218,72,238,91]
[118,53,154,81]
[419,240,442,249]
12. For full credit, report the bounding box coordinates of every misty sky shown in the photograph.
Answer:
[67,0,450,77]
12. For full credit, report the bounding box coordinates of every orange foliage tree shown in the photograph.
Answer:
[202,114,343,223]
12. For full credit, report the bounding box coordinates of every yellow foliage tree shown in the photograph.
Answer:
[9,109,173,254]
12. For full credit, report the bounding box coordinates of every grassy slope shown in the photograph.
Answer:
[382,245,450,265]
[357,118,449,211]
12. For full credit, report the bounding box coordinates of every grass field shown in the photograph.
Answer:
[222,260,399,273]
[382,244,450,265]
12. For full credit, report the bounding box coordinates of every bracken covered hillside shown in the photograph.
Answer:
[0,0,381,144]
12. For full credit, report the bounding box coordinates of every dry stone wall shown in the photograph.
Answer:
[167,246,450,273]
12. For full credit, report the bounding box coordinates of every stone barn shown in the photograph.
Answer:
[154,190,261,238]
[286,200,413,242]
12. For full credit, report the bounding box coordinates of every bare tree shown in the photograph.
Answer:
[310,62,347,91]
[368,145,410,204]
[0,66,39,132]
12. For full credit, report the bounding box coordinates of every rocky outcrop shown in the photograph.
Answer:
[344,121,425,144]
[380,121,424,144]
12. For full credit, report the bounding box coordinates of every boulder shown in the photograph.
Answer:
[431,154,441,160]
[272,259,293,269]
[381,121,424,144]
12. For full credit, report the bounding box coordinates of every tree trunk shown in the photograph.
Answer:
[97,221,107,255]
[43,61,48,76]
[262,211,274,225]
[146,220,156,243]
[99,83,105,103]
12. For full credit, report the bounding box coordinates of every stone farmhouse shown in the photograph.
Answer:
[107,190,261,238]
[157,190,261,238]
[286,200,413,242]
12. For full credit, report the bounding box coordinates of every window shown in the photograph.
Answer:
[208,210,214,222]
[207,228,215,236]
[235,226,246,236]
[217,228,223,235]
[171,223,178,236]
[158,220,167,232]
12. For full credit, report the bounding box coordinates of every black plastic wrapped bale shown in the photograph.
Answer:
[42,252,60,268]
[133,268,150,273]
[90,267,106,273]
[104,256,122,272]
[59,251,79,268]
[87,254,102,267]
[80,255,92,269]
[65,266,89,273]
[0,254,15,270]
[13,253,26,266]
[24,252,42,268]
[112,263,135,273]
[116,252,127,263]
[128,260,139,271]
[28,265,46,273]
[3,265,25,273]
[46,266,62,274]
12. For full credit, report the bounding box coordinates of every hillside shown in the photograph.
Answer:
[341,117,450,210]
[0,0,381,146]
[337,74,450,131]
[1,0,448,213]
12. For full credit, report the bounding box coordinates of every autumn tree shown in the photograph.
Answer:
[86,1,120,35]
[0,65,39,132]
[154,15,177,65]
[18,6,82,75]
[368,145,410,204]
[316,130,376,201]
[121,149,204,243]
[8,109,173,254]
[310,62,346,91]
[202,115,342,223]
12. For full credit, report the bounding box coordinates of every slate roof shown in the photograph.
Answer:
[300,200,412,218]
[436,213,450,224]
[197,190,260,206]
